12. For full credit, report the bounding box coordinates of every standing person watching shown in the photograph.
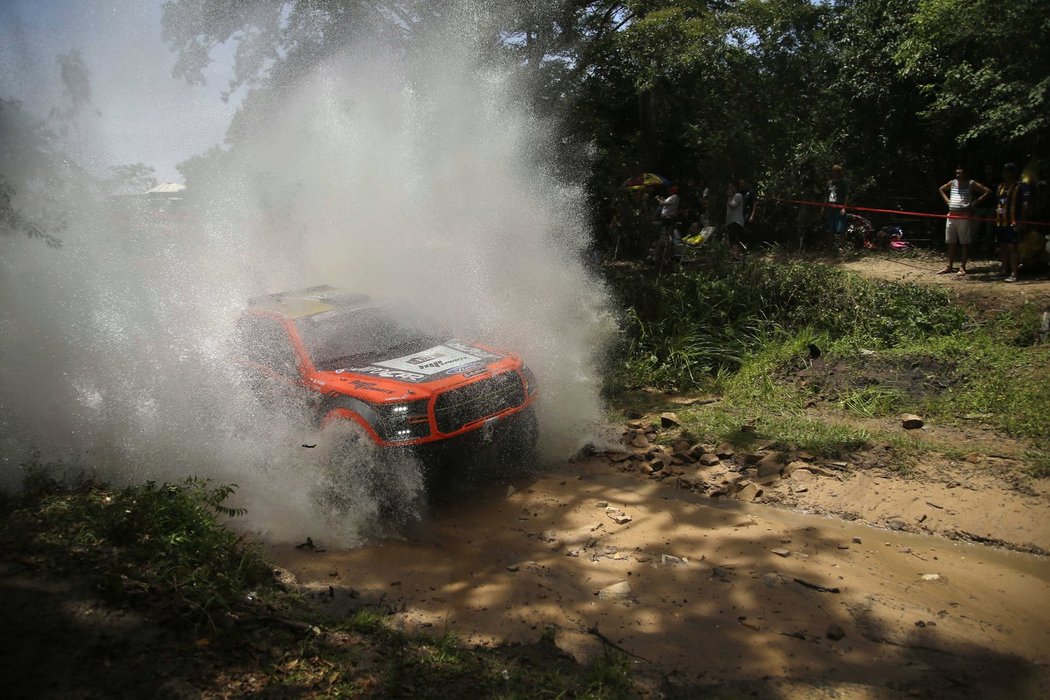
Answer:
[826,165,850,252]
[937,165,989,275]
[995,162,1030,283]
[655,186,680,229]
[726,181,746,259]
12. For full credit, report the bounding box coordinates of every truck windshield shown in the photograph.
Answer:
[295,306,440,371]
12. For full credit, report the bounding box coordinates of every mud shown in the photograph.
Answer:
[272,462,1050,697]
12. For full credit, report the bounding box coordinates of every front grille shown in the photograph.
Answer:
[434,371,526,434]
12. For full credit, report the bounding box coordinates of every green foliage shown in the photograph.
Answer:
[607,258,965,390]
[2,476,272,626]
[896,0,1050,145]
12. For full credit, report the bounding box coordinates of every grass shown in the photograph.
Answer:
[0,472,643,697]
[604,255,1050,475]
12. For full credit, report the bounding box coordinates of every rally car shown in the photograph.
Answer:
[232,285,539,459]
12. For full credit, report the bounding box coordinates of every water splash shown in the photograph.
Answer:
[0,4,613,545]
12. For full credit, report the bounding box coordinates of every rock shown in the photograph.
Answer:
[648,457,668,473]
[630,434,650,449]
[901,414,925,430]
[272,566,298,588]
[852,537,862,544]
[595,501,609,508]
[755,453,783,484]
[770,548,791,558]
[608,451,630,463]
[626,419,644,429]
[740,453,764,466]
[736,482,761,502]
[921,573,941,581]
[506,563,521,572]
[625,410,642,419]
[698,453,721,467]
[826,624,846,641]
[505,485,516,497]
[797,451,815,461]
[605,507,633,525]
[660,412,682,428]
[597,581,632,601]
[660,554,686,567]
[782,460,807,478]
[792,485,808,494]
[673,439,691,454]
[715,442,735,458]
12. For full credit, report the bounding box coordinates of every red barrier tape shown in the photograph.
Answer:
[773,198,1050,228]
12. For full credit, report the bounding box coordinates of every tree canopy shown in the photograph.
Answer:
[161,0,1048,235]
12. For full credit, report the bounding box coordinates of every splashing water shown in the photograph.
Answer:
[0,4,613,545]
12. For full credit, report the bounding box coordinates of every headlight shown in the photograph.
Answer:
[372,399,431,442]
[521,365,538,395]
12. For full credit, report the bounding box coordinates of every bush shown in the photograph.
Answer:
[605,256,967,389]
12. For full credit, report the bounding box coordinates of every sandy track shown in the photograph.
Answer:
[271,461,1050,698]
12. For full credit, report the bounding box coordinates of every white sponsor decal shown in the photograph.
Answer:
[373,344,482,376]
[344,366,427,382]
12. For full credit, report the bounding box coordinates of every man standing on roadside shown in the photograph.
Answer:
[937,165,989,275]
[995,163,1030,282]
[826,164,850,252]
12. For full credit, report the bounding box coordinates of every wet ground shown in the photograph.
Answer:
[271,459,1050,698]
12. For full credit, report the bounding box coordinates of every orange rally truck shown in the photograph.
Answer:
[233,285,539,459]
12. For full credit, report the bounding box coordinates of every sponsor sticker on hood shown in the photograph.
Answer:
[373,344,484,376]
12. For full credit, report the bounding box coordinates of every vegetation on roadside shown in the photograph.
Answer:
[0,474,640,697]
[604,253,1050,475]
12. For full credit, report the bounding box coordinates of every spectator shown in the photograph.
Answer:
[994,162,1030,282]
[937,165,990,275]
[740,177,758,246]
[726,181,746,258]
[655,186,680,228]
[826,164,851,252]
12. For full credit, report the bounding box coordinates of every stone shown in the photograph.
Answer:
[792,485,808,494]
[660,554,686,566]
[852,537,862,544]
[797,451,815,461]
[755,453,783,484]
[505,485,516,497]
[597,581,632,600]
[660,412,682,428]
[771,548,791,558]
[648,457,668,473]
[605,507,633,525]
[698,453,721,467]
[272,566,298,588]
[595,501,609,508]
[608,451,630,463]
[627,420,644,429]
[740,453,763,466]
[901,414,925,430]
[782,460,808,478]
[715,442,736,458]
[630,434,650,448]
[673,439,691,454]
[921,573,941,581]
[826,624,846,641]
[736,482,761,502]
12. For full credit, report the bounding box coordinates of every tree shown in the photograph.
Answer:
[896,0,1050,152]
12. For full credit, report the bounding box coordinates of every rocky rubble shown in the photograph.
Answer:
[603,415,848,509]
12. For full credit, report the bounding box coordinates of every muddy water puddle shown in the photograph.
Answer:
[270,461,1050,696]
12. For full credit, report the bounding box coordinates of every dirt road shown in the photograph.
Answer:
[272,461,1050,698]
[841,254,1050,312]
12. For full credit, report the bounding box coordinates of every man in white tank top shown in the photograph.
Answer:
[938,165,990,275]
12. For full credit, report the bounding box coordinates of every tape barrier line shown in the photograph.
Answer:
[773,198,1050,228]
